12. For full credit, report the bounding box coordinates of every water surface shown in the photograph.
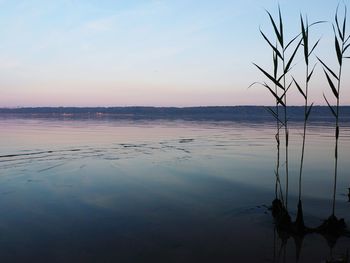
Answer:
[0,118,350,262]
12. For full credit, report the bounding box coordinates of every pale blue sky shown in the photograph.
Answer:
[0,0,349,107]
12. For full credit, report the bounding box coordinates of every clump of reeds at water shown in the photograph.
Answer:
[251,6,302,228]
[251,6,304,227]
[317,5,350,234]
[252,4,349,237]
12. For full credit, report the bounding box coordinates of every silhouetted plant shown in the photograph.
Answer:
[252,2,350,239]
[318,5,349,218]
[270,47,284,204]
[293,15,322,232]
[253,7,302,211]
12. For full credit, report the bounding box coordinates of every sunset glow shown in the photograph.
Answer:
[0,0,349,107]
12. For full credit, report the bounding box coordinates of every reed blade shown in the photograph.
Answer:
[345,34,350,44]
[285,39,302,73]
[285,33,301,51]
[307,63,317,82]
[343,6,347,38]
[335,35,343,65]
[266,10,283,47]
[317,56,339,80]
[344,43,350,53]
[260,29,283,59]
[301,15,309,65]
[278,6,284,48]
[335,7,344,40]
[263,84,286,107]
[323,69,339,98]
[306,103,314,121]
[308,38,321,57]
[247,82,261,89]
[273,46,278,78]
[265,107,285,125]
[309,21,327,27]
[323,94,337,117]
[266,106,277,118]
[293,77,306,99]
[253,63,285,90]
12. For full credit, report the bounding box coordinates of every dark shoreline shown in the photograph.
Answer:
[1,106,350,122]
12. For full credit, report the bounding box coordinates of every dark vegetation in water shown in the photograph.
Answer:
[271,199,349,262]
[319,5,349,221]
[271,198,347,237]
[253,4,350,239]
[272,216,350,263]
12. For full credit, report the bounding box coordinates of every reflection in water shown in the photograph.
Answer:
[272,226,349,263]
[0,118,350,262]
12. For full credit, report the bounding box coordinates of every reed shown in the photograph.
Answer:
[253,3,349,237]
[318,5,349,217]
[271,47,284,203]
[253,6,301,211]
[250,49,285,204]
[293,15,322,230]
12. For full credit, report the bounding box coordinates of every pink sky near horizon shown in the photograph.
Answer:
[0,0,349,107]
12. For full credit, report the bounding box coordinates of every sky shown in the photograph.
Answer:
[0,0,349,107]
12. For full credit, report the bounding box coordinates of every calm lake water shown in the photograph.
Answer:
[0,118,350,262]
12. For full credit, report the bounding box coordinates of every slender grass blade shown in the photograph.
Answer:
[308,39,321,57]
[323,94,337,117]
[335,35,343,65]
[278,6,284,48]
[285,39,302,72]
[265,107,285,125]
[307,63,317,82]
[263,83,286,107]
[293,77,306,99]
[343,6,347,38]
[335,8,344,40]
[323,69,339,98]
[306,103,314,120]
[285,33,301,51]
[260,29,283,59]
[266,10,283,47]
[253,63,285,90]
[301,15,309,65]
[317,57,339,80]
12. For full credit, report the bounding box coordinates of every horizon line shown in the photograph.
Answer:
[1,105,350,109]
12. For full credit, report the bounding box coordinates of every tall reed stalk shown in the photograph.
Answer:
[274,67,282,201]
[253,7,301,210]
[250,48,284,203]
[318,5,349,217]
[293,15,321,229]
[271,47,284,203]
